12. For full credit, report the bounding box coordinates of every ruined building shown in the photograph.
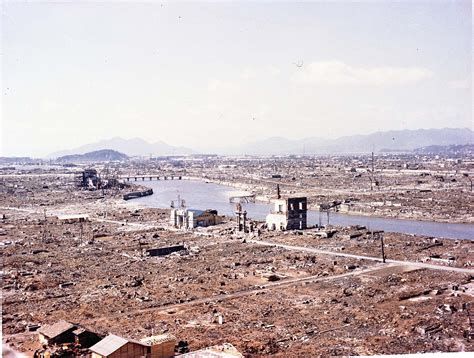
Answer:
[266,197,307,230]
[81,169,100,189]
[170,208,222,229]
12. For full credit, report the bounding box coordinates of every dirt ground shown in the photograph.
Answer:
[1,163,474,356]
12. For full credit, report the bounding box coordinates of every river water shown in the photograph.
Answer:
[130,180,473,241]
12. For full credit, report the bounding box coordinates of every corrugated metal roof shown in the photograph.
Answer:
[89,334,129,356]
[38,320,75,339]
[177,343,243,357]
[140,334,176,346]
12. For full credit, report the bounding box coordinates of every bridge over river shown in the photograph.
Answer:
[120,175,182,182]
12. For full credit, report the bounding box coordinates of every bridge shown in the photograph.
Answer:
[229,194,256,204]
[120,175,182,182]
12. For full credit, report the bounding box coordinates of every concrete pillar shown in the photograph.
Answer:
[243,212,247,233]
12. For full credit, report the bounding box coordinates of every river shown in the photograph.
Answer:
[130,180,473,241]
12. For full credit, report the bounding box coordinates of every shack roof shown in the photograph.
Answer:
[140,334,176,346]
[89,334,129,356]
[89,334,146,356]
[38,320,76,339]
[177,343,243,357]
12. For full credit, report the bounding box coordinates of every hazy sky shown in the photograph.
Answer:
[1,0,472,157]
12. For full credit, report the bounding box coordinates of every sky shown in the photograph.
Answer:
[1,0,472,157]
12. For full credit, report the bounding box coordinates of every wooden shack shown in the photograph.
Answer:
[140,334,176,358]
[89,334,149,358]
[38,320,76,346]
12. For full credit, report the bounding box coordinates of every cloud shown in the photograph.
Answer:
[293,61,433,86]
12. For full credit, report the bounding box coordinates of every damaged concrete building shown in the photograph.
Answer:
[170,209,222,229]
[81,169,100,189]
[266,197,307,231]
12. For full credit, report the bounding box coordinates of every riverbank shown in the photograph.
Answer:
[182,176,473,225]
[123,188,153,200]
[125,179,473,240]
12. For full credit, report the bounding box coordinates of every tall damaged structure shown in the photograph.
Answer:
[80,169,100,189]
[266,196,307,231]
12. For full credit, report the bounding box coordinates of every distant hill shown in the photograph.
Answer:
[48,137,194,158]
[413,144,474,156]
[232,128,473,155]
[45,128,473,157]
[55,149,129,163]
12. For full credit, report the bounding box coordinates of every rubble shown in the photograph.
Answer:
[1,157,473,356]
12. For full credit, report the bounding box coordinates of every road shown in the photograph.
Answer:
[249,239,474,274]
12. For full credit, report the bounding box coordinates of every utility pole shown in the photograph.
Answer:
[42,209,47,241]
[371,151,374,173]
[380,233,386,263]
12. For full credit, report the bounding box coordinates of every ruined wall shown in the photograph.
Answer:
[286,197,307,230]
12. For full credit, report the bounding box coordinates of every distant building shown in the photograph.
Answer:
[266,197,307,231]
[146,245,186,257]
[57,214,90,224]
[170,208,222,229]
[81,169,100,189]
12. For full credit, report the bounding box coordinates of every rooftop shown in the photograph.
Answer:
[177,343,243,358]
[38,320,75,339]
[89,334,130,356]
[140,334,176,346]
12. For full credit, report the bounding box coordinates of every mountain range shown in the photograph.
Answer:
[231,128,473,155]
[46,128,472,158]
[48,137,194,158]
[413,144,474,156]
[55,149,129,162]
